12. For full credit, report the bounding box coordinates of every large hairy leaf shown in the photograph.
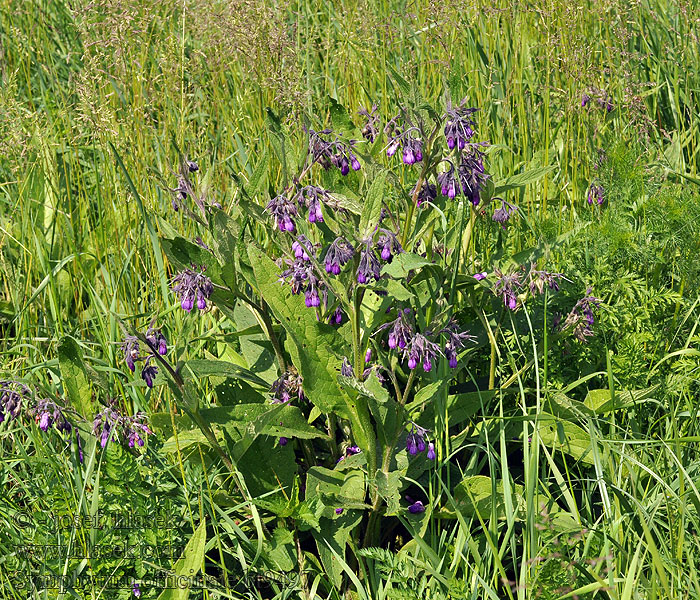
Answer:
[247,244,376,457]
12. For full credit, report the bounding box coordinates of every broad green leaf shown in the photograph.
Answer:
[156,519,207,600]
[58,336,92,419]
[359,170,387,238]
[237,436,297,497]
[381,252,434,278]
[536,413,595,465]
[161,429,211,454]
[265,108,289,183]
[246,246,344,413]
[329,96,359,137]
[184,359,269,388]
[306,466,368,513]
[373,470,402,515]
[266,527,296,572]
[412,390,493,427]
[203,403,328,440]
[246,151,269,197]
[235,302,278,384]
[454,475,525,521]
[495,165,555,193]
[584,386,660,414]
[161,236,223,284]
[247,244,376,456]
[329,192,362,215]
[313,512,363,590]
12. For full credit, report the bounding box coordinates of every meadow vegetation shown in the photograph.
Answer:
[1,0,700,598]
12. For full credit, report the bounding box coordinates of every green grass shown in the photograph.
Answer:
[1,0,700,598]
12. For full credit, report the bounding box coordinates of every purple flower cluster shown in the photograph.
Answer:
[324,237,354,275]
[270,368,304,404]
[587,182,605,205]
[581,89,613,112]
[413,181,437,208]
[278,253,324,308]
[377,310,473,372]
[0,380,29,423]
[406,423,435,460]
[266,194,298,232]
[439,319,477,368]
[356,230,402,284]
[358,105,380,142]
[444,102,479,150]
[92,402,153,449]
[437,147,488,205]
[528,269,567,295]
[563,288,602,342]
[121,326,168,389]
[294,185,333,224]
[356,240,382,284]
[172,265,213,312]
[492,199,518,225]
[308,128,361,175]
[29,397,72,434]
[493,269,523,310]
[385,114,423,165]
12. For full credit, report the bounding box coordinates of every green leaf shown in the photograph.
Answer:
[536,413,595,465]
[266,527,296,572]
[495,165,555,194]
[246,246,345,414]
[246,151,269,197]
[411,389,493,427]
[381,252,435,278]
[58,336,92,419]
[184,359,269,388]
[236,436,297,497]
[265,108,289,184]
[234,302,278,384]
[387,64,411,99]
[161,429,212,454]
[161,236,223,284]
[359,170,387,238]
[584,386,660,414]
[329,96,358,136]
[454,475,525,521]
[203,403,328,440]
[313,513,363,590]
[373,470,402,515]
[247,245,375,455]
[156,519,207,600]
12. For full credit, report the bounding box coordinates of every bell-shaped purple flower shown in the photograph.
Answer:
[437,168,459,199]
[324,237,354,275]
[413,181,437,208]
[408,500,425,514]
[587,183,604,205]
[377,229,402,262]
[443,102,478,150]
[357,241,382,284]
[141,359,158,388]
[492,199,518,225]
[493,269,522,311]
[121,335,140,372]
[265,194,298,232]
[172,265,213,313]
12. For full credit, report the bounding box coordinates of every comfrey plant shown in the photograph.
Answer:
[136,86,604,594]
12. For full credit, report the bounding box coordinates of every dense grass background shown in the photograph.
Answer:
[1,0,700,598]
